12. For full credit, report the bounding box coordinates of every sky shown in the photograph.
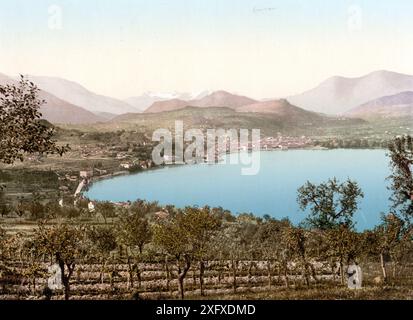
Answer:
[1,0,413,100]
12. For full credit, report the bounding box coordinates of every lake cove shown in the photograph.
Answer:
[86,149,391,231]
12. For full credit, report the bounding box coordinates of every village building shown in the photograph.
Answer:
[80,170,93,179]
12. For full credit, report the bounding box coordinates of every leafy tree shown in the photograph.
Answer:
[116,206,152,290]
[0,76,68,164]
[0,187,11,217]
[298,178,364,230]
[28,191,44,220]
[324,225,361,285]
[367,214,412,282]
[0,230,26,293]
[212,218,256,293]
[95,201,116,224]
[254,218,291,288]
[282,226,316,287]
[153,207,220,299]
[32,223,85,300]
[388,135,413,222]
[86,226,118,284]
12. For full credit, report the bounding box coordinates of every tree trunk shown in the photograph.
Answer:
[64,282,70,300]
[57,257,70,300]
[127,256,134,290]
[100,260,107,285]
[248,262,255,289]
[302,262,310,287]
[136,268,142,289]
[380,253,387,282]
[177,257,191,300]
[309,263,318,282]
[339,260,344,285]
[199,261,205,296]
[232,260,238,294]
[267,261,272,289]
[32,277,36,295]
[164,256,171,294]
[284,262,289,288]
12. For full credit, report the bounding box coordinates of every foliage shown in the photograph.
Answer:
[32,223,86,300]
[117,205,152,254]
[95,201,117,224]
[0,76,68,164]
[298,178,364,230]
[388,135,413,221]
[153,206,221,299]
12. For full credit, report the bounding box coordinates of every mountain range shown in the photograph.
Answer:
[288,70,413,114]
[125,91,211,112]
[0,73,104,124]
[26,75,138,115]
[1,70,413,124]
[346,91,413,119]
[144,90,257,113]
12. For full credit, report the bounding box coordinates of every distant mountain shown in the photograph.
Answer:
[194,90,257,108]
[288,70,413,114]
[125,91,211,113]
[346,91,413,119]
[26,75,138,115]
[1,73,104,124]
[145,90,257,113]
[124,94,166,113]
[110,105,365,136]
[236,99,314,116]
[145,99,189,114]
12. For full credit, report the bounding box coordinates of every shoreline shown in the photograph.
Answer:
[80,146,388,196]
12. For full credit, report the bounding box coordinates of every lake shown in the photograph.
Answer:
[85,149,391,231]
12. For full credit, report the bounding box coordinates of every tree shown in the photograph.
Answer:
[297,178,364,230]
[254,217,290,289]
[0,187,11,218]
[32,223,85,300]
[0,76,68,164]
[0,229,26,293]
[212,217,256,294]
[388,135,413,222]
[28,191,44,220]
[116,207,152,290]
[323,225,361,285]
[86,226,117,284]
[282,226,315,287]
[95,201,116,224]
[297,178,364,285]
[153,207,220,299]
[366,214,412,282]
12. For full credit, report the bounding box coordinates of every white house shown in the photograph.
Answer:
[88,202,95,213]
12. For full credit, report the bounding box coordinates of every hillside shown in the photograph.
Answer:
[27,75,138,115]
[144,99,189,113]
[145,90,257,113]
[110,106,364,136]
[236,99,317,118]
[347,91,413,119]
[288,70,413,114]
[1,73,104,124]
[125,91,210,112]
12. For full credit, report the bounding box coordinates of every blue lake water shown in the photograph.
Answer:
[86,149,391,231]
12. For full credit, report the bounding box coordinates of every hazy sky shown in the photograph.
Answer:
[1,0,413,99]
